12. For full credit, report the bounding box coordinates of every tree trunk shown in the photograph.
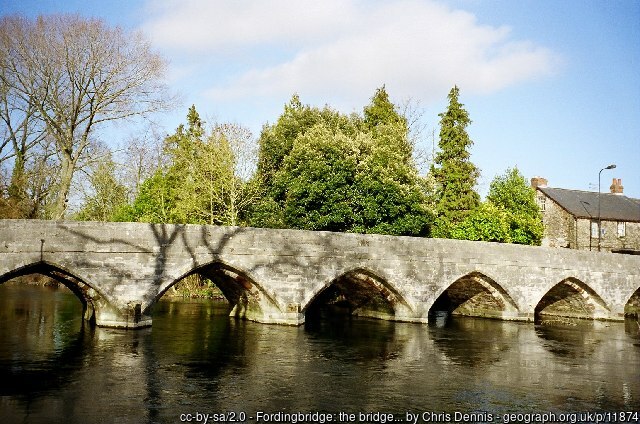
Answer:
[8,151,27,201]
[51,153,75,219]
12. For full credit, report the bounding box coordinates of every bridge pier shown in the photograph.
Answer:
[229,300,305,325]
[92,301,152,329]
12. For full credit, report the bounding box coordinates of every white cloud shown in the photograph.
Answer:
[143,0,560,109]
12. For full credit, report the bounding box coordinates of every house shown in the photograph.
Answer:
[532,177,640,253]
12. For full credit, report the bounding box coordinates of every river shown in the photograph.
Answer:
[1,284,639,424]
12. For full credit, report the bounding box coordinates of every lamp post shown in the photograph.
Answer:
[598,164,616,251]
[579,201,592,251]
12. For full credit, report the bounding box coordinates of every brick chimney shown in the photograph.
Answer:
[531,177,548,189]
[610,178,623,195]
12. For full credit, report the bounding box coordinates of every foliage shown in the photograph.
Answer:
[169,274,224,299]
[364,86,407,129]
[450,202,511,242]
[487,167,539,216]
[0,137,59,219]
[0,14,171,219]
[251,89,432,236]
[275,125,358,231]
[255,94,361,195]
[74,153,128,222]
[449,168,544,245]
[113,169,179,223]
[431,86,480,237]
[487,167,543,245]
[117,106,260,226]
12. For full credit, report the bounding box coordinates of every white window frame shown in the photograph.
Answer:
[591,220,598,238]
[617,221,626,237]
[537,195,546,212]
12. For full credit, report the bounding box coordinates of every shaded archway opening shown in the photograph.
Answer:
[428,272,519,324]
[154,262,280,323]
[534,278,610,323]
[623,287,640,319]
[0,262,97,325]
[304,269,407,323]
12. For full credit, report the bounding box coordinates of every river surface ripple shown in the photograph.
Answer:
[1,284,639,424]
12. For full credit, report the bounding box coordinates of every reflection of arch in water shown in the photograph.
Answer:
[0,284,91,397]
[0,261,104,324]
[534,321,604,359]
[623,286,640,318]
[302,268,415,322]
[429,271,520,321]
[154,260,283,324]
[534,277,610,322]
[429,318,513,367]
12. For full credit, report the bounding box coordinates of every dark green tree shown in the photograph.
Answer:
[251,90,432,236]
[275,124,358,232]
[251,95,360,226]
[256,95,359,189]
[431,86,480,237]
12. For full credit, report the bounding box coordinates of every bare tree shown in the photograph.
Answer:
[0,14,173,219]
[210,122,262,226]
[0,18,48,201]
[398,97,434,175]
[118,127,164,201]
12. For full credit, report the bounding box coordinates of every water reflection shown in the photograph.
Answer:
[428,312,514,367]
[625,318,640,345]
[534,320,604,359]
[1,284,639,423]
[305,315,403,362]
[0,284,89,398]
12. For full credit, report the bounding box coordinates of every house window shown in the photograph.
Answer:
[537,196,546,212]
[591,221,598,238]
[617,221,626,237]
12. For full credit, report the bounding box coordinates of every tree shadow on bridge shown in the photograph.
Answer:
[40,221,428,327]
[57,222,264,325]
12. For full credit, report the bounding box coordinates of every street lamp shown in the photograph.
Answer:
[579,200,592,251]
[598,164,616,252]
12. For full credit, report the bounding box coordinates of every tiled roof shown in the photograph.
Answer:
[538,187,640,223]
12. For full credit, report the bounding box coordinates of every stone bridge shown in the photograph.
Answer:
[1,220,638,328]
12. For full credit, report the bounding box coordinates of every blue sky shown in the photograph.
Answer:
[2,0,639,198]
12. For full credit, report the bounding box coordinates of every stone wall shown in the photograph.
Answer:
[1,219,639,328]
[598,219,640,252]
[537,191,575,248]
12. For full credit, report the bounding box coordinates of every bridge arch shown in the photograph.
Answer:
[623,286,640,318]
[534,277,610,321]
[0,261,103,324]
[302,267,416,322]
[429,271,520,321]
[154,260,284,324]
